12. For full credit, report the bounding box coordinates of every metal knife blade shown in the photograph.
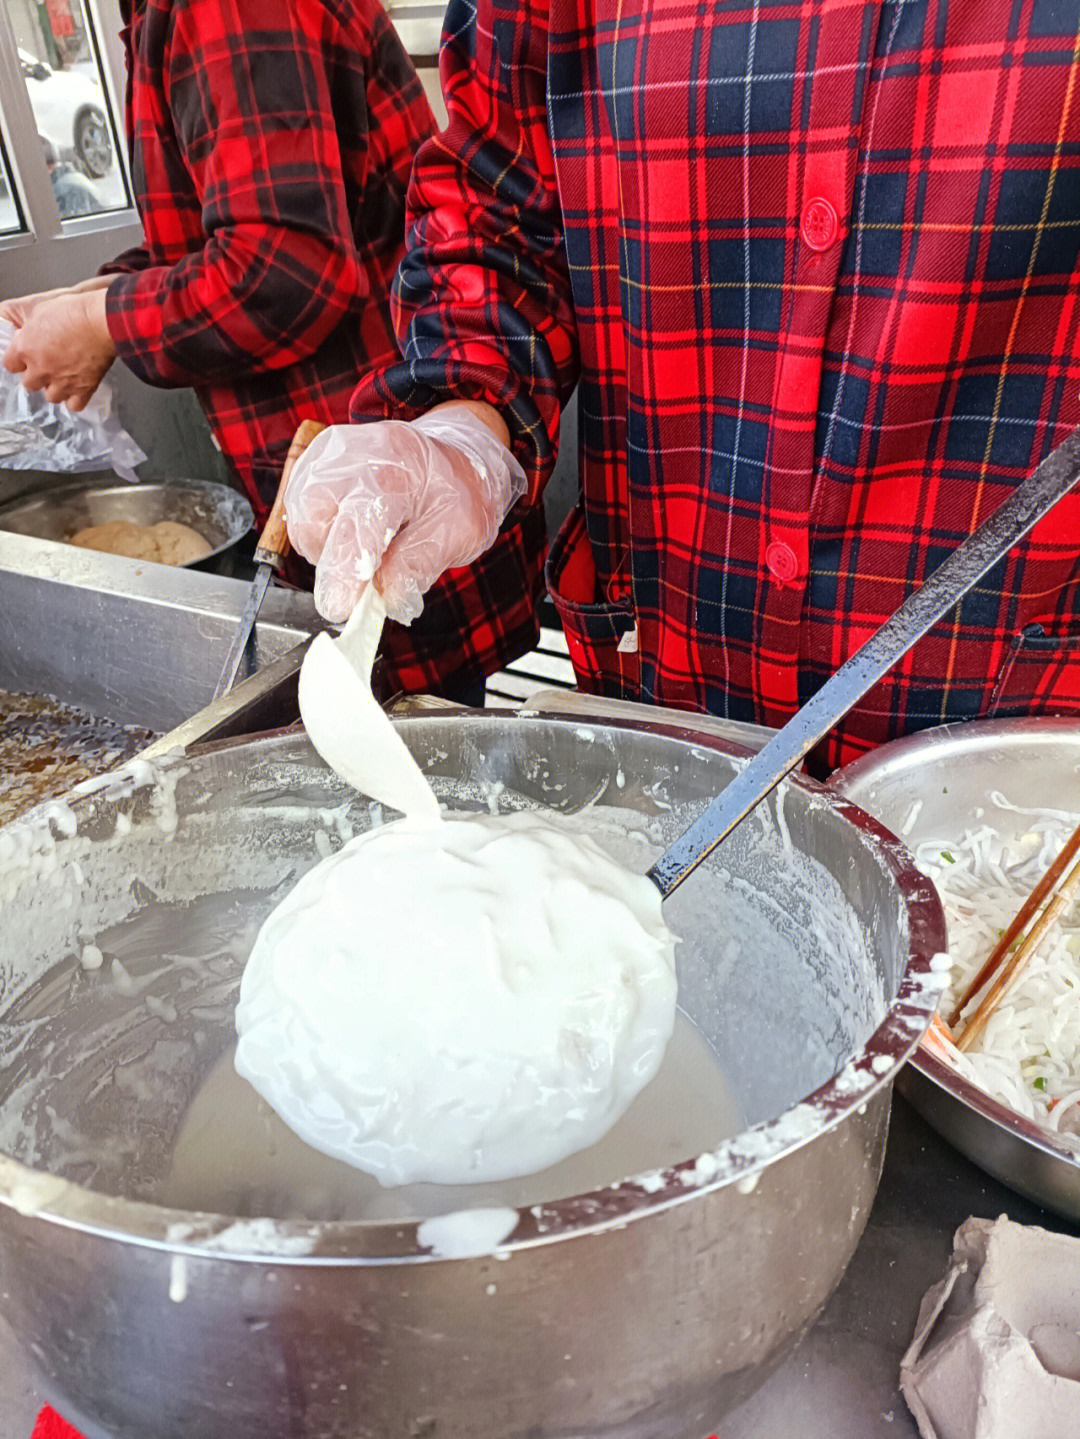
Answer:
[210,418,327,704]
[211,562,272,702]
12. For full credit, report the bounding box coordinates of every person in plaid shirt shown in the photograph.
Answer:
[0,0,546,698]
[280,0,1080,770]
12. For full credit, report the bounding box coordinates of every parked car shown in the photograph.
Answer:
[18,49,113,178]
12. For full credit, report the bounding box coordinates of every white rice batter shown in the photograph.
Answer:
[235,588,680,1186]
[235,810,678,1184]
[165,1011,738,1221]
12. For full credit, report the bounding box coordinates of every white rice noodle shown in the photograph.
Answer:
[915,794,1080,1145]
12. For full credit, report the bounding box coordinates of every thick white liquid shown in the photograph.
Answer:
[235,810,681,1187]
[157,1010,742,1223]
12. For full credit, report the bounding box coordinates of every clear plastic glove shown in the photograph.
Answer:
[284,404,527,624]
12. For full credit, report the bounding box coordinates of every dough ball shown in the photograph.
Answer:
[234,811,679,1187]
[68,517,212,565]
[152,520,213,565]
[69,519,162,562]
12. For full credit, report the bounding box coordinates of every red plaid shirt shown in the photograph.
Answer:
[102,0,546,694]
[354,0,1080,766]
[31,1411,77,1439]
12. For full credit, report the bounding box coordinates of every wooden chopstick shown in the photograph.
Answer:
[956,837,1080,1053]
[947,816,1080,1028]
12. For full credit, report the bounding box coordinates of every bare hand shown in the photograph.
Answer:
[0,286,76,327]
[0,276,111,329]
[2,289,116,411]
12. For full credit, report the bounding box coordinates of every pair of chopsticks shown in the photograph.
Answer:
[948,818,1080,1052]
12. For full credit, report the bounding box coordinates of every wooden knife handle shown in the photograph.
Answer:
[253,418,327,570]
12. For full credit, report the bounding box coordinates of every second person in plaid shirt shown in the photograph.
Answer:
[286,0,1080,769]
[1,0,546,700]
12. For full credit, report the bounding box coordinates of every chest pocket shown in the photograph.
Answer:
[987,625,1080,721]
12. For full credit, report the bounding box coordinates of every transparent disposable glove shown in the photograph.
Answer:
[285,405,527,624]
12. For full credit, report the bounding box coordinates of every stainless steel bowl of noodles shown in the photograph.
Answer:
[833,715,1080,1221]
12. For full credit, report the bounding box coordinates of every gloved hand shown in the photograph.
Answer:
[284,404,527,624]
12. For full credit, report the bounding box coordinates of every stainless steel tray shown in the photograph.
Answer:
[831,717,1080,1219]
[0,478,253,567]
[0,530,324,737]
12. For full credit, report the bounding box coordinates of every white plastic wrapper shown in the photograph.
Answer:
[901,1215,1080,1439]
[0,318,146,482]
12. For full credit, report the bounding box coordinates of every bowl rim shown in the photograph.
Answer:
[909,1044,1080,1171]
[0,712,948,1262]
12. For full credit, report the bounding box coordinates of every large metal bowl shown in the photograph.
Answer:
[0,714,945,1438]
[831,717,1080,1220]
[0,478,253,567]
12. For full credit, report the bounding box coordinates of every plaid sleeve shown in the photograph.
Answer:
[31,1409,81,1439]
[105,0,369,388]
[350,0,578,500]
[99,244,151,275]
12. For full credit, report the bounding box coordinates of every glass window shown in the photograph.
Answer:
[384,0,445,59]
[0,131,24,233]
[4,0,129,221]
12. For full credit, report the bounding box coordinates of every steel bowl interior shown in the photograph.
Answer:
[0,714,946,1438]
[0,478,253,566]
[0,714,945,1251]
[831,716,1080,1219]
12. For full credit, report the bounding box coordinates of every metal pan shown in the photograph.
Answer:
[831,717,1080,1220]
[0,477,253,567]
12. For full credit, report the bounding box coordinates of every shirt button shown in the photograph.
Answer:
[801,197,839,252]
[766,541,799,584]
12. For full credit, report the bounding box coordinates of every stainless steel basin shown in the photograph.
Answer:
[831,716,1080,1219]
[0,530,323,734]
[0,714,945,1437]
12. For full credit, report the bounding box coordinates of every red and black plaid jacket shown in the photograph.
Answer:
[103,0,546,694]
[354,0,1080,766]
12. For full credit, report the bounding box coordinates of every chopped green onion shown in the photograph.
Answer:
[1033,1077,1047,1092]
[940,850,956,864]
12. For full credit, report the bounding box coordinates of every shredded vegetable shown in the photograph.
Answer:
[916,794,1080,1143]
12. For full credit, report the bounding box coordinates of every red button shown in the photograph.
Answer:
[801,197,839,252]
[765,540,799,583]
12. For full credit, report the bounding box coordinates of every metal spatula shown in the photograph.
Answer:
[298,584,442,822]
[648,426,1080,898]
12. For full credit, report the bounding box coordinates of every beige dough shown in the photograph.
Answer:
[151,520,213,565]
[69,519,162,562]
[69,518,211,565]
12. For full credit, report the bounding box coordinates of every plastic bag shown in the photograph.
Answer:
[0,318,147,483]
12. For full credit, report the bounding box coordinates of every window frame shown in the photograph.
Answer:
[0,0,142,292]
